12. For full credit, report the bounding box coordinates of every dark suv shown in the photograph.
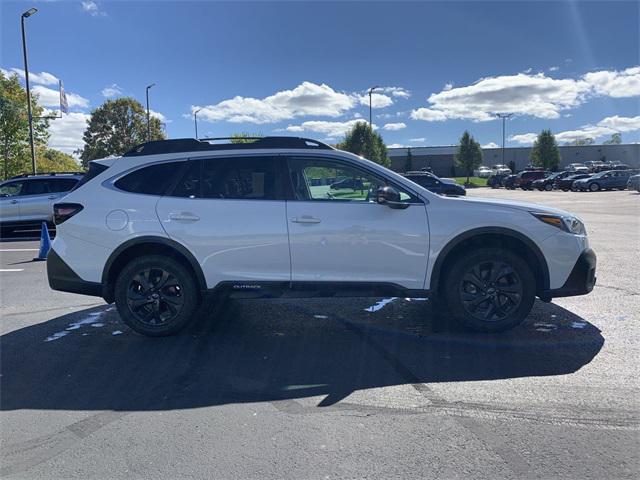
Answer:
[402,171,466,196]
[513,170,548,190]
[532,171,571,191]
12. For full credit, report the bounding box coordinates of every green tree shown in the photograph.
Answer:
[37,147,81,173]
[336,122,390,167]
[0,71,50,179]
[404,147,413,172]
[454,130,483,185]
[230,132,263,144]
[603,133,622,145]
[530,129,561,171]
[78,97,165,167]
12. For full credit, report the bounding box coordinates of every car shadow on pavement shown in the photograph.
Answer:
[0,298,603,412]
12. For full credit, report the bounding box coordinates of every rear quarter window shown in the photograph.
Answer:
[115,162,184,195]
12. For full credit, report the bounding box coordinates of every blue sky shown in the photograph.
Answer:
[1,0,639,155]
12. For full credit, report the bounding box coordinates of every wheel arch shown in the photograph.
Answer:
[101,236,206,303]
[429,227,550,297]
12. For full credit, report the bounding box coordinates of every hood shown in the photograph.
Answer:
[455,195,573,217]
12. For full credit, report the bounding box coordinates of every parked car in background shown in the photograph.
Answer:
[514,170,549,190]
[487,173,509,189]
[556,173,592,192]
[403,171,466,196]
[532,171,571,191]
[0,172,83,235]
[627,174,640,192]
[585,161,606,172]
[474,166,493,178]
[503,174,518,190]
[490,164,512,175]
[574,169,639,192]
[330,177,365,190]
[566,163,589,174]
[611,164,630,171]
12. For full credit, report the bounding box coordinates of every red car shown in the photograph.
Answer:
[513,170,549,190]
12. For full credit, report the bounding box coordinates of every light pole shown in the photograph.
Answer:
[368,85,380,127]
[194,108,202,139]
[495,113,513,165]
[145,83,155,141]
[21,7,38,175]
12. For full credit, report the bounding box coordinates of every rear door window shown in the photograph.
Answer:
[48,178,79,193]
[22,180,51,195]
[201,156,279,200]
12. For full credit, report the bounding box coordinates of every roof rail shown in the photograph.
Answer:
[9,171,85,179]
[123,136,334,157]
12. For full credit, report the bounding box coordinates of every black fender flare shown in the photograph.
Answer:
[102,236,207,291]
[429,227,550,295]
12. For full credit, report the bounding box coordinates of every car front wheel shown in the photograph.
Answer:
[442,248,536,333]
[544,183,553,191]
[114,255,201,336]
[589,183,600,192]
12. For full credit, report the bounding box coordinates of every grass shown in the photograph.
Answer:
[452,177,488,188]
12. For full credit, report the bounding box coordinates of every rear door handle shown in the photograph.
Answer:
[291,216,321,224]
[169,212,200,222]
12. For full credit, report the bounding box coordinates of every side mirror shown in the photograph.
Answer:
[376,186,409,209]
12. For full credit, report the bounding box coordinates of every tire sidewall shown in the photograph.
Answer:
[442,248,536,333]
[115,255,200,336]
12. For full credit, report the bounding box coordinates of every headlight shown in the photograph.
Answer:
[531,212,586,235]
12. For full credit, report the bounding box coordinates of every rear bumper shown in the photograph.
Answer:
[541,248,596,299]
[47,248,104,298]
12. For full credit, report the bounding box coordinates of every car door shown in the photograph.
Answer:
[0,181,25,223]
[285,156,429,290]
[156,156,291,289]
[19,179,57,223]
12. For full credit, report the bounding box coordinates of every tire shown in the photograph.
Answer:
[114,255,201,336]
[442,247,536,333]
[589,183,600,192]
[544,183,553,191]
[562,188,569,192]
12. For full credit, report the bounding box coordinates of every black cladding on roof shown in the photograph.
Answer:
[123,137,334,157]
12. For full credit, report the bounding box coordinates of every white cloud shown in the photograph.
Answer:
[382,87,411,99]
[509,115,640,145]
[443,83,453,91]
[549,66,560,72]
[509,133,539,145]
[285,119,373,139]
[82,1,105,16]
[32,85,89,109]
[482,142,501,148]
[410,66,640,123]
[358,93,394,108]
[410,108,448,122]
[382,122,406,131]
[101,84,122,98]
[46,111,90,156]
[583,66,640,98]
[388,143,405,148]
[9,68,59,86]
[409,137,426,143]
[149,110,170,123]
[193,82,356,124]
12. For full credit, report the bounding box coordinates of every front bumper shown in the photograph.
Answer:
[47,248,103,298]
[541,248,596,299]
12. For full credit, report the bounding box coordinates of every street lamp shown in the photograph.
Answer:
[145,83,155,141]
[194,108,202,139]
[368,85,380,127]
[21,7,38,175]
[495,113,514,165]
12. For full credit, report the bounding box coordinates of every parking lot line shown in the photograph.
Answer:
[0,269,25,272]
[0,249,39,252]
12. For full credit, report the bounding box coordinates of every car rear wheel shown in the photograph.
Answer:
[443,248,536,333]
[115,255,200,336]
[589,183,600,192]
[544,183,553,191]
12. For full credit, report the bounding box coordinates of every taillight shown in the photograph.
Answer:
[53,203,83,225]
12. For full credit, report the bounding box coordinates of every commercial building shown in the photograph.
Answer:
[388,143,640,177]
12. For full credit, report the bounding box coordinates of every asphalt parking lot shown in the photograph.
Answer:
[1,189,638,479]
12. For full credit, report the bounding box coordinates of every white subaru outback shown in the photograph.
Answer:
[47,137,596,336]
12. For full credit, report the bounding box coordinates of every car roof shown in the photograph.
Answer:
[1,173,83,184]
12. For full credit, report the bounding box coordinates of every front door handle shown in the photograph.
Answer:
[169,212,200,222]
[48,195,58,200]
[291,216,321,224]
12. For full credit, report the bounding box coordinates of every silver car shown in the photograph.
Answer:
[0,173,82,234]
